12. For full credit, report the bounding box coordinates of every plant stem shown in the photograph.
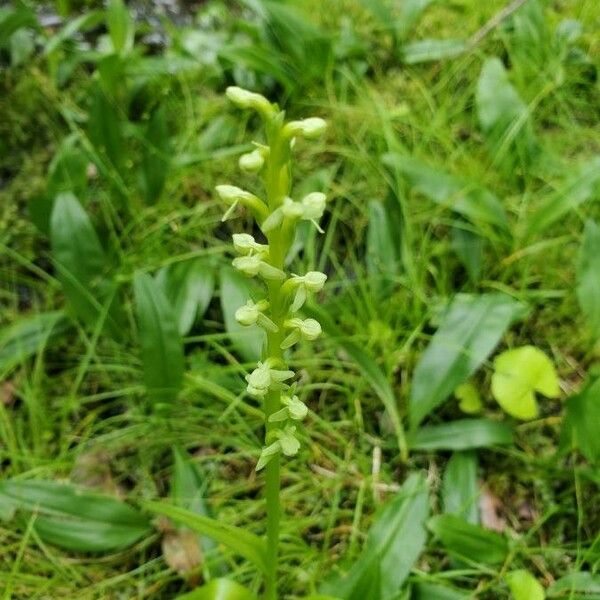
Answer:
[262,117,289,600]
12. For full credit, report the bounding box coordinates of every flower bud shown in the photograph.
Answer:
[246,362,271,397]
[235,300,261,326]
[301,192,326,220]
[281,197,304,219]
[299,318,322,340]
[239,149,265,172]
[302,271,327,292]
[284,117,327,140]
[226,86,273,116]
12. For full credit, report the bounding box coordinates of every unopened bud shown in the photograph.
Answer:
[284,117,327,140]
[239,149,265,172]
[301,192,326,220]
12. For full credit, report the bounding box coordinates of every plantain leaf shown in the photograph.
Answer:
[428,514,509,565]
[577,220,600,340]
[322,473,429,599]
[409,419,513,451]
[133,271,185,406]
[443,451,479,524]
[409,294,526,428]
[220,267,264,363]
[560,377,600,463]
[0,311,69,375]
[140,105,170,205]
[0,480,151,552]
[156,259,215,336]
[176,579,257,600]
[144,501,267,573]
[50,192,121,335]
[506,570,545,600]
[491,346,560,420]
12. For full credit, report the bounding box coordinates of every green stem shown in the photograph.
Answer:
[262,115,290,600]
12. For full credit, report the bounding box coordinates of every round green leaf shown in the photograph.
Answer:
[491,346,560,420]
[506,570,545,600]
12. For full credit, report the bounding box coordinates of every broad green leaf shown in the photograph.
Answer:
[409,294,526,428]
[455,382,483,414]
[491,346,560,420]
[134,271,185,406]
[106,0,134,54]
[443,451,479,524]
[156,259,215,336]
[0,311,69,375]
[476,58,538,171]
[0,480,151,552]
[220,267,264,363]
[506,570,545,600]
[176,579,257,600]
[50,192,121,335]
[141,105,170,205]
[402,38,466,64]
[409,419,513,451]
[451,226,484,283]
[560,377,600,462]
[428,514,509,565]
[322,473,429,599]
[548,572,600,598]
[382,154,509,233]
[526,157,600,238]
[304,302,407,459]
[412,583,470,599]
[577,220,600,339]
[143,501,267,573]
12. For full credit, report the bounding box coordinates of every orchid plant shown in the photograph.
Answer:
[216,86,329,600]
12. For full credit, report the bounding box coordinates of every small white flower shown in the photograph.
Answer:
[277,426,301,456]
[283,395,308,420]
[239,149,265,172]
[301,192,326,220]
[232,255,262,277]
[215,184,255,204]
[302,271,327,292]
[281,317,322,348]
[232,233,268,256]
[281,197,304,219]
[256,441,281,471]
[284,117,327,140]
[246,362,272,397]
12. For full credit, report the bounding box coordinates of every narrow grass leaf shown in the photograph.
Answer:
[304,302,407,459]
[144,501,267,573]
[409,419,513,451]
[106,0,134,54]
[382,154,509,233]
[525,157,600,238]
[220,267,264,363]
[366,199,400,290]
[0,311,69,375]
[134,271,184,406]
[156,259,215,336]
[442,451,479,524]
[0,480,151,552]
[428,514,509,564]
[577,220,600,339]
[409,294,526,428]
[322,473,429,599]
[176,579,257,600]
[548,572,600,597]
[506,570,545,600]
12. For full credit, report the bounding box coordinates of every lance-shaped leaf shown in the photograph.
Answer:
[491,346,560,420]
[428,514,509,565]
[0,480,151,552]
[321,473,429,599]
[144,501,267,573]
[409,294,526,428]
[176,579,258,600]
[577,220,600,340]
[412,583,471,599]
[134,271,185,406]
[442,451,479,524]
[141,105,170,205]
